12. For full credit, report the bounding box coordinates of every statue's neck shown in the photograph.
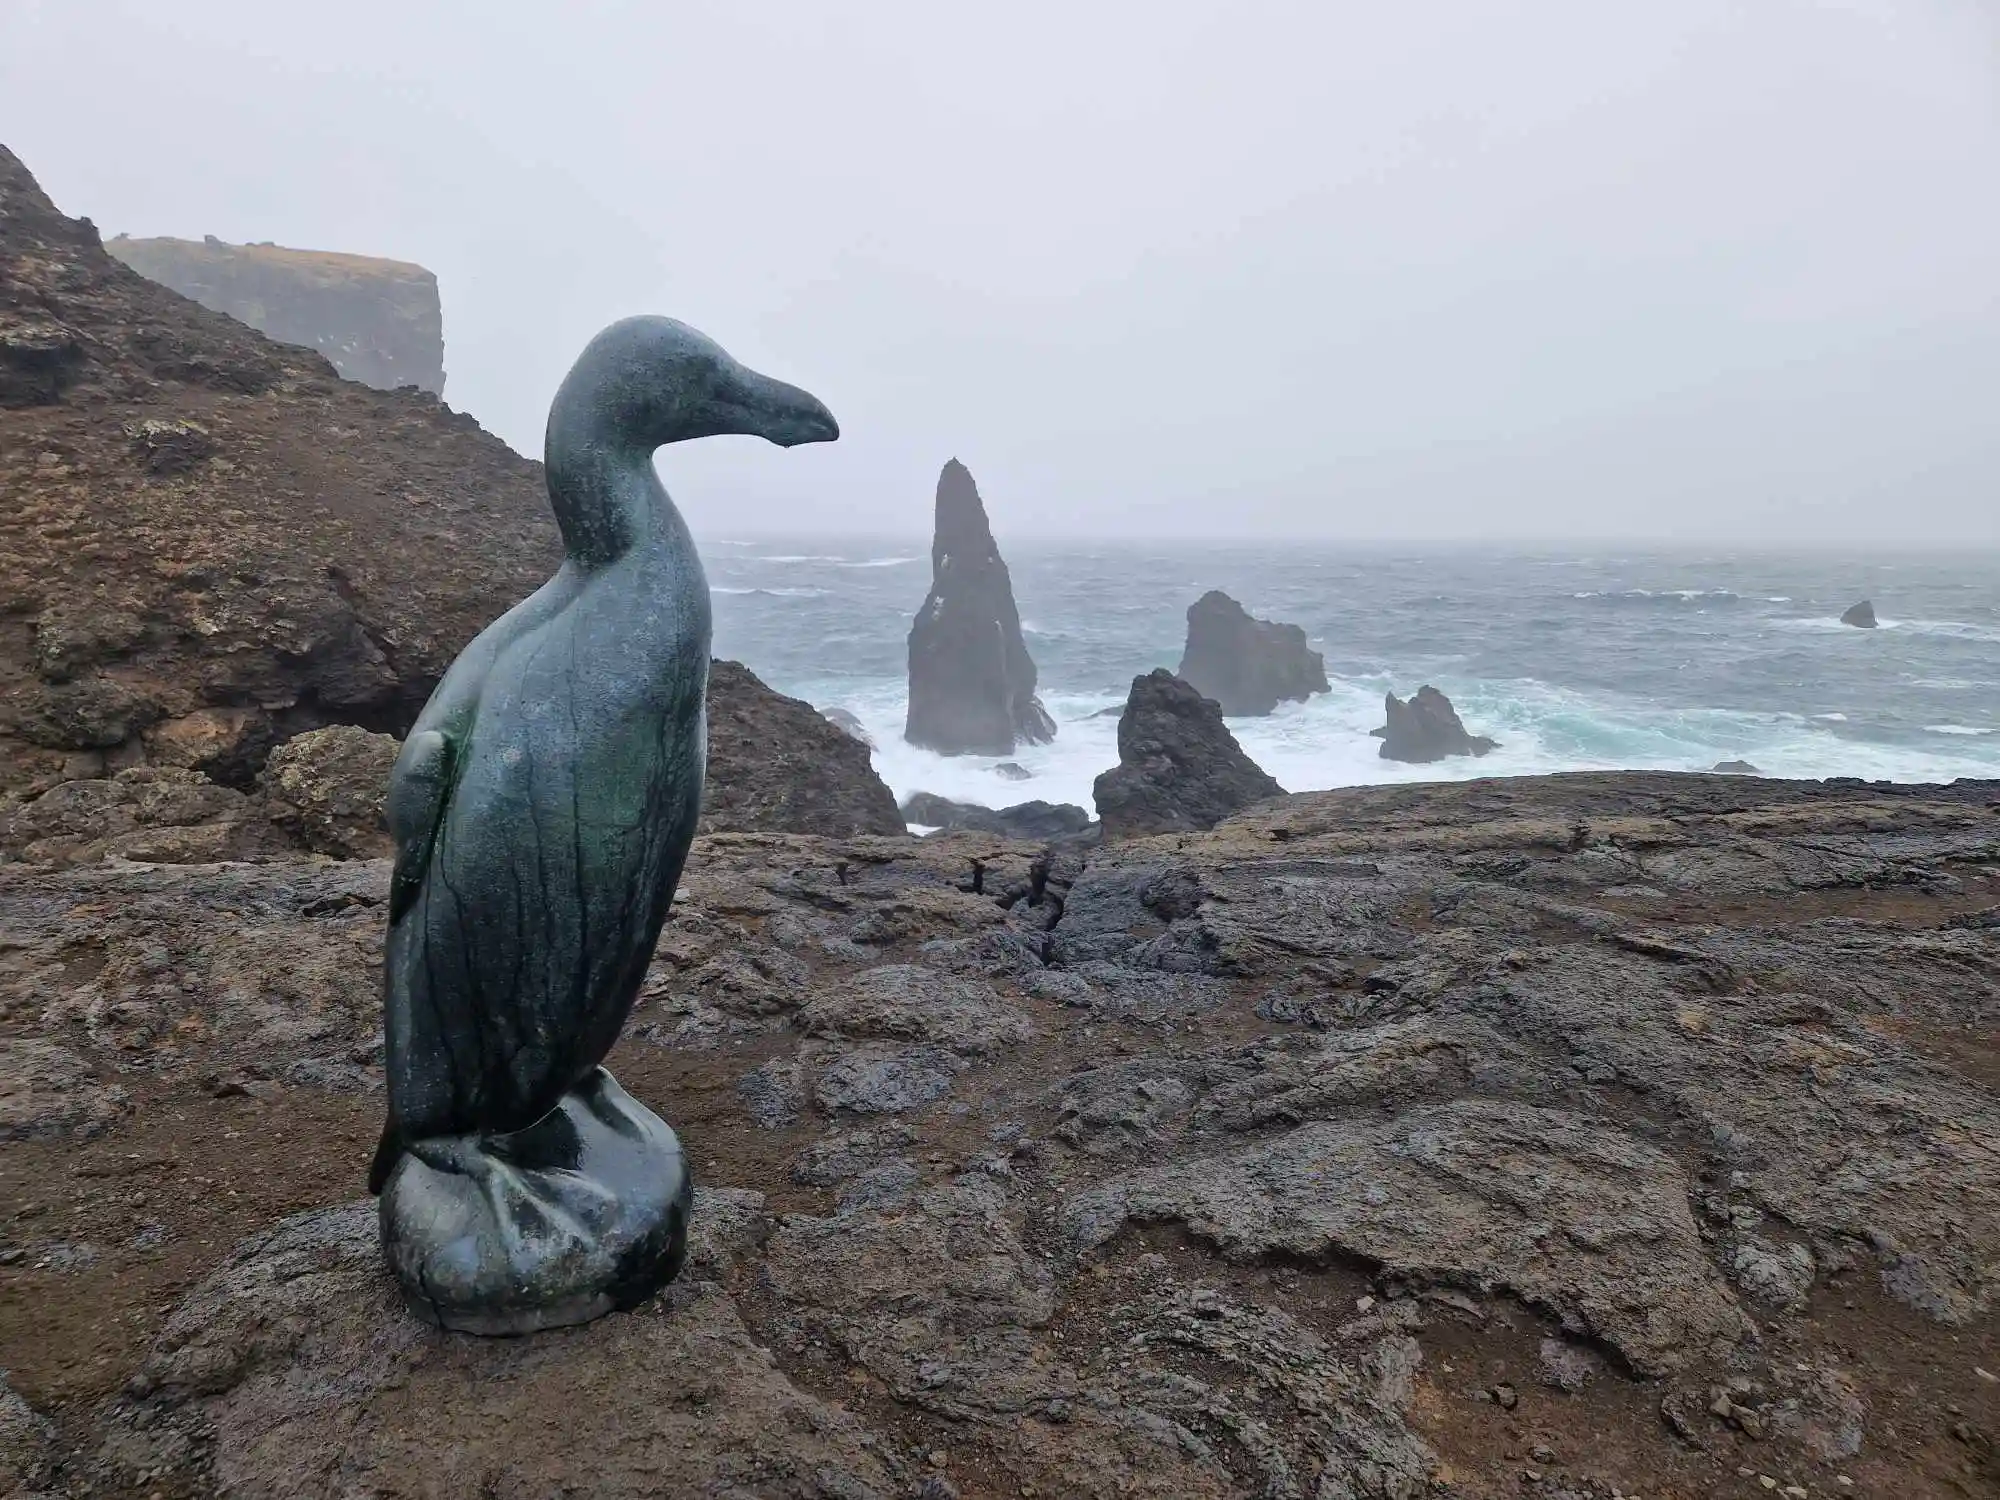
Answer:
[543,406,678,569]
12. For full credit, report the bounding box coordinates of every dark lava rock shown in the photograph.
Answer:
[1372,685,1498,763]
[1712,760,1762,776]
[900,792,1092,841]
[703,661,905,838]
[1093,669,1284,838]
[993,762,1032,781]
[1840,599,1878,629]
[904,459,1055,756]
[1176,590,1329,716]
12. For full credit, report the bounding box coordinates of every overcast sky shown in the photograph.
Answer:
[4,1,1997,543]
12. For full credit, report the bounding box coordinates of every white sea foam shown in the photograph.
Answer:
[711,585,827,598]
[1925,724,1993,736]
[836,556,921,568]
[791,671,2000,821]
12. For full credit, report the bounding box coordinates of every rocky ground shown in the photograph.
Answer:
[2,770,1996,1498]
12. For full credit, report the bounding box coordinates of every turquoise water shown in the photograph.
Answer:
[705,539,2000,813]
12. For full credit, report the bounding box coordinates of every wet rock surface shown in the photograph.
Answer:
[901,790,1093,841]
[1841,599,1879,629]
[2,771,1998,1497]
[1094,668,1285,837]
[1177,589,1330,716]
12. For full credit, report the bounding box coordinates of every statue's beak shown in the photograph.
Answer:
[725,367,840,449]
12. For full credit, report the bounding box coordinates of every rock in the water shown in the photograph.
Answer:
[1840,599,1878,628]
[819,705,873,746]
[1372,684,1498,763]
[260,725,399,858]
[900,792,1092,841]
[106,233,446,395]
[992,761,1032,780]
[1176,589,1329,716]
[702,661,905,838]
[904,459,1055,755]
[1093,669,1284,838]
[1712,759,1762,775]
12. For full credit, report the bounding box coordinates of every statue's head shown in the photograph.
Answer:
[555,315,839,452]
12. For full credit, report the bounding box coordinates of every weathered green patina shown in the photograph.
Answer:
[371,316,836,1333]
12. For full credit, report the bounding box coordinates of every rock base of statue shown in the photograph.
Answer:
[378,1068,692,1336]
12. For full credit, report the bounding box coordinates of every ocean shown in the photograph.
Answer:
[705,539,2000,815]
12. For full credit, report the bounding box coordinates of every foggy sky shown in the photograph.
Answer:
[4,1,1997,543]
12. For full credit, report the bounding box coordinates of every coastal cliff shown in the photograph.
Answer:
[105,233,445,395]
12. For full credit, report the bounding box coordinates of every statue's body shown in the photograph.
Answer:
[372,317,837,1334]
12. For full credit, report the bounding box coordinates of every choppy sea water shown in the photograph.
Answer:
[705,539,2000,815]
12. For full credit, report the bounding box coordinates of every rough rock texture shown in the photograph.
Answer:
[0,146,558,799]
[901,790,1093,840]
[0,659,904,863]
[1841,599,1879,629]
[0,765,287,867]
[1176,589,1330,716]
[1372,684,1499,763]
[702,660,904,837]
[105,233,445,395]
[1,772,1998,1495]
[904,458,1056,755]
[1094,668,1285,837]
[260,724,398,857]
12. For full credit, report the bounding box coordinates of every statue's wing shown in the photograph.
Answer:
[386,729,457,927]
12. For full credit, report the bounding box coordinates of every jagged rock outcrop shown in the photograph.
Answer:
[1093,668,1284,837]
[260,725,399,858]
[1176,589,1329,716]
[1372,684,1499,763]
[702,661,904,838]
[105,234,445,395]
[0,144,559,801]
[904,459,1054,755]
[1841,599,1878,628]
[899,791,1092,841]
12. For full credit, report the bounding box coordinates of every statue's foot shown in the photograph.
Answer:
[379,1068,691,1336]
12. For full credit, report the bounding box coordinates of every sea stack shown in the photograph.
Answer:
[1177,590,1329,716]
[1372,685,1499,763]
[1840,599,1878,629]
[1093,669,1284,837]
[904,459,1055,755]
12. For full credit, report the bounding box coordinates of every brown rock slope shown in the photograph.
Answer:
[2,771,1995,1497]
[0,144,559,796]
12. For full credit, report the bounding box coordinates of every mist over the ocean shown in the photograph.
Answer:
[709,539,2000,814]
